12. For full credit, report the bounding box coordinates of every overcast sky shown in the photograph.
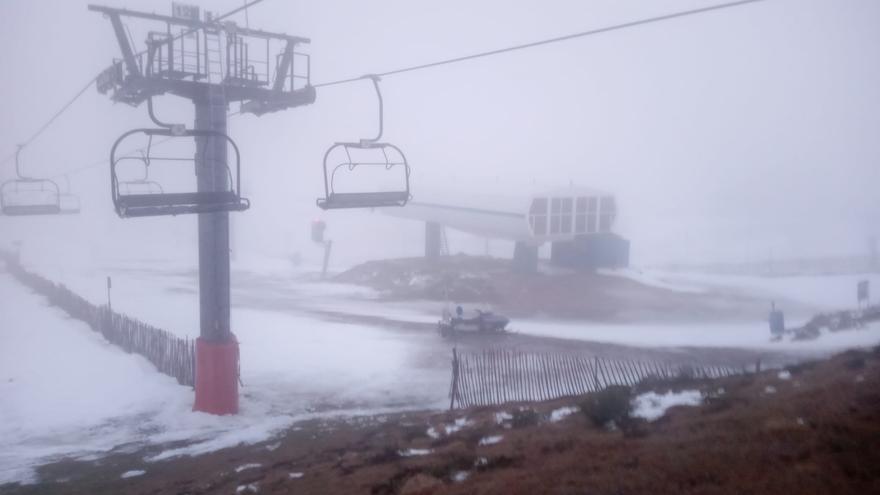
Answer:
[0,0,878,269]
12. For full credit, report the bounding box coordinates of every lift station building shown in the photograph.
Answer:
[383,188,630,272]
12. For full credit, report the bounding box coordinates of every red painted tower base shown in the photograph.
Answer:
[193,337,239,415]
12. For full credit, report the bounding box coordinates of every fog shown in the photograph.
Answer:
[1,0,878,268]
[3,2,880,488]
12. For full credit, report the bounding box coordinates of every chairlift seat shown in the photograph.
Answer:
[317,191,409,210]
[59,194,81,215]
[1,203,62,216]
[116,191,249,217]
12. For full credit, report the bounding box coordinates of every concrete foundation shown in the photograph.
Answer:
[551,234,630,270]
[513,241,539,273]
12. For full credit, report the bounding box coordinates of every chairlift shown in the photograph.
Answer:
[109,98,249,218]
[0,145,63,216]
[317,75,411,210]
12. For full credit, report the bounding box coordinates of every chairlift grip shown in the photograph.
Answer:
[14,144,28,180]
[359,75,383,145]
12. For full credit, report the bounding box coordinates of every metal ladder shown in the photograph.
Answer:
[204,29,223,83]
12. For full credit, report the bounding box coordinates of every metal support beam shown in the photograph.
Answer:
[195,86,231,341]
[426,222,442,259]
[108,12,141,81]
[273,41,294,91]
[513,242,538,273]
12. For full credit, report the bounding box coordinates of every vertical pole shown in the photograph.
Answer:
[449,347,459,411]
[426,222,442,259]
[322,240,333,279]
[193,85,239,415]
[106,276,112,312]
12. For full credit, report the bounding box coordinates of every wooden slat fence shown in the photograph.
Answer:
[2,252,195,387]
[449,348,745,409]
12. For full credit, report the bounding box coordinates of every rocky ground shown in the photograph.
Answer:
[5,346,878,495]
[333,256,807,322]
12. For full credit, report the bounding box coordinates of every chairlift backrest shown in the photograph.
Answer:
[115,151,165,196]
[110,127,249,218]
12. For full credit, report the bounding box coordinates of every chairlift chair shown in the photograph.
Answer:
[317,75,411,210]
[110,128,249,218]
[0,145,68,216]
[0,178,61,216]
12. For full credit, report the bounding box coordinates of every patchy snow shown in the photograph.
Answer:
[549,406,579,423]
[452,470,470,482]
[444,417,473,435]
[478,435,503,446]
[0,269,449,484]
[265,442,280,452]
[398,448,432,457]
[631,390,702,421]
[426,427,440,439]
[235,463,262,473]
[764,385,777,394]
[494,411,513,425]
[288,472,304,479]
[4,253,879,485]
[648,270,880,312]
[120,470,145,479]
[0,272,192,485]
[514,318,880,353]
[236,483,259,493]
[598,268,706,294]
[513,270,880,353]
[777,370,792,380]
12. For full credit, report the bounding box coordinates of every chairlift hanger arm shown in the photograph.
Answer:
[14,144,27,179]
[361,75,383,144]
[273,42,296,92]
[147,97,186,133]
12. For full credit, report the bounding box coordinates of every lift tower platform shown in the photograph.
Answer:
[90,3,315,414]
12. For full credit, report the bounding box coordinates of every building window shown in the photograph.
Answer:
[575,197,587,233]
[549,198,561,234]
[599,196,616,232]
[587,197,598,233]
[561,197,573,234]
[529,198,548,236]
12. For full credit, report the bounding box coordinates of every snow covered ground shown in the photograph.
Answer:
[2,252,879,485]
[602,268,880,312]
[0,269,449,485]
[543,268,880,354]
[511,319,880,354]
